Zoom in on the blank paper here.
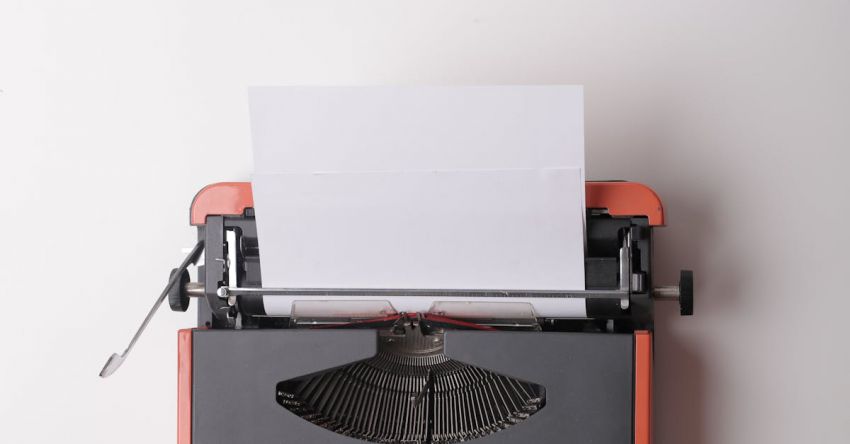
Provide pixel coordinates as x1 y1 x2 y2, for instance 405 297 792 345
249 85 584 174
252 168 585 291
248 85 587 315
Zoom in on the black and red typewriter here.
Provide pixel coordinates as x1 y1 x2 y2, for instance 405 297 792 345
101 180 693 444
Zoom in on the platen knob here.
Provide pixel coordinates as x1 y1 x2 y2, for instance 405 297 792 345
652 269 695 316
679 270 694 316
168 267 191 312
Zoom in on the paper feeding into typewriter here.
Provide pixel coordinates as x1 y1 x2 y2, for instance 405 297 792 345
249 85 586 318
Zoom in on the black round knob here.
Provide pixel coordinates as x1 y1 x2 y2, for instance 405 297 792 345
679 270 694 316
168 268 191 312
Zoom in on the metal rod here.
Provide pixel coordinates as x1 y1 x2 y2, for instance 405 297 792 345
184 282 205 298
217 286 628 299
652 286 680 301
99 240 205 378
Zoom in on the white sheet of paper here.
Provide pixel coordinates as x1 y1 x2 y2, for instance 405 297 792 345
252 167 584 284
249 85 587 317
249 85 584 174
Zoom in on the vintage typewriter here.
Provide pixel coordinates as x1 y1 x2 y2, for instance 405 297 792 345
101 180 693 444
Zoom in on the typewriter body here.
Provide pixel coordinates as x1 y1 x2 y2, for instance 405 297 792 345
103 180 692 444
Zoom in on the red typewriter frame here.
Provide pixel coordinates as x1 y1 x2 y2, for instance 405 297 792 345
179 180 663 444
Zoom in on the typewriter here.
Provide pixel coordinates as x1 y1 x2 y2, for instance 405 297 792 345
102 180 693 444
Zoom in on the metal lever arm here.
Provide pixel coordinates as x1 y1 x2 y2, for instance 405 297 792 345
99 240 205 378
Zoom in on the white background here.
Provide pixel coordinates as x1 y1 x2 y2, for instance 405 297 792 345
1 1 848 443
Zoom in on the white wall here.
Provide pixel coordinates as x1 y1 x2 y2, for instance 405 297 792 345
1 1 848 443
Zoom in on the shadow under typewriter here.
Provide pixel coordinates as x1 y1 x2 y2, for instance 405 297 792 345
275 324 546 444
